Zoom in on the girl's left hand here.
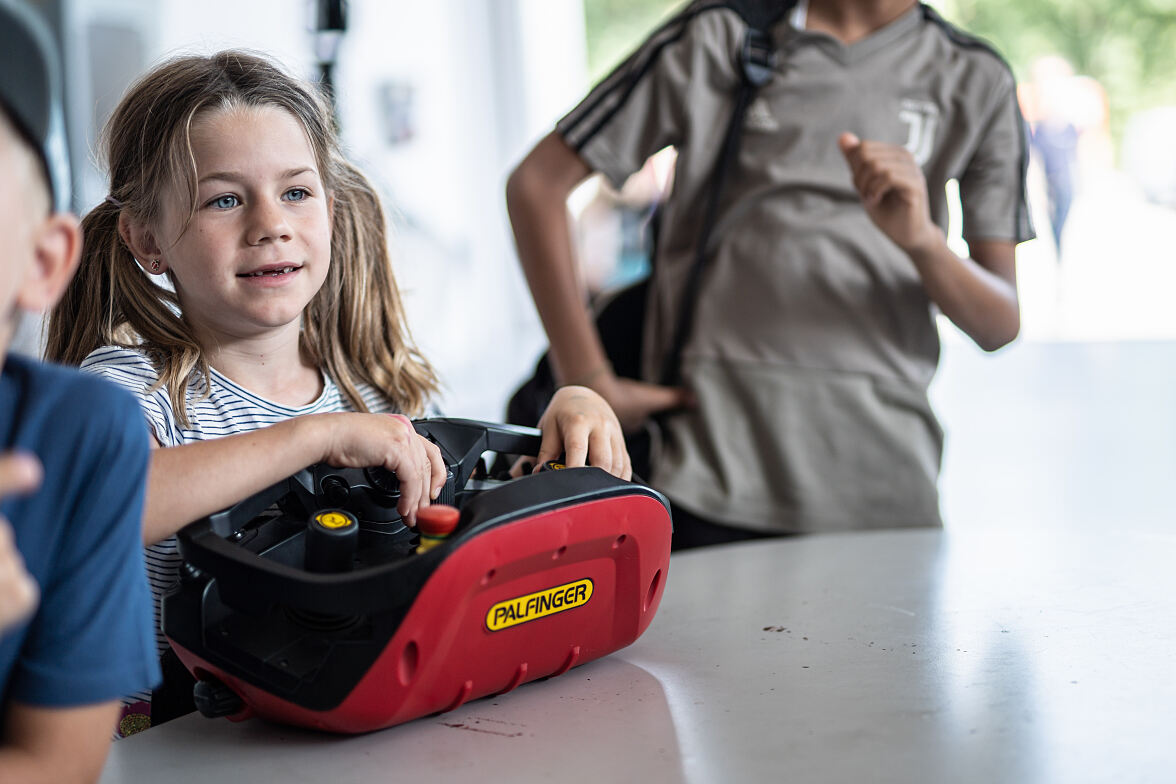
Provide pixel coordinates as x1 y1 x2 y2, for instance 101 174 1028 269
532 385 631 480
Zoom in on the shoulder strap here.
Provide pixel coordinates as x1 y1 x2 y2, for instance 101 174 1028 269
658 0 796 385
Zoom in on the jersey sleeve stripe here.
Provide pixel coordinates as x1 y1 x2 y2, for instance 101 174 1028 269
560 2 731 151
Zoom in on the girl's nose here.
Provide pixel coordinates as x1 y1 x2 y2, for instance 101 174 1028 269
246 199 292 245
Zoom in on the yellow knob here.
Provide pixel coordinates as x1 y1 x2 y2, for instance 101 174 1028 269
315 511 354 530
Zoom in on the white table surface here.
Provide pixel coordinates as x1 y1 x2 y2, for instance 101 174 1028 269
99 528 1176 784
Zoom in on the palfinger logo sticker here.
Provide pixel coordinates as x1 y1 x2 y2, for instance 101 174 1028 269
486 579 594 631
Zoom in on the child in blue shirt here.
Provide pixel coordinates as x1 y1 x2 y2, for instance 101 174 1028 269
0 0 160 775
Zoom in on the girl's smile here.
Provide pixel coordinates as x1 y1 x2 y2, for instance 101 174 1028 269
238 263 303 284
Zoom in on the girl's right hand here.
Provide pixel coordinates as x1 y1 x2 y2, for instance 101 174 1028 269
318 413 447 526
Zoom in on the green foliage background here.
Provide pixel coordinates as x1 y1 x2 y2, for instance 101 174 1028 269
582 0 1176 146
582 0 683 83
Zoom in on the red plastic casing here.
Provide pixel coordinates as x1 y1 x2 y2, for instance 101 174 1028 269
169 492 671 733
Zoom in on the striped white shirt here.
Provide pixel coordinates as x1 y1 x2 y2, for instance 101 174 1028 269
81 345 397 719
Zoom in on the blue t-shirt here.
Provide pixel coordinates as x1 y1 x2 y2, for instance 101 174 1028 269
0 354 160 707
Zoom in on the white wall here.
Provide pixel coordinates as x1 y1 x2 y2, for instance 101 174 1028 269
332 0 587 418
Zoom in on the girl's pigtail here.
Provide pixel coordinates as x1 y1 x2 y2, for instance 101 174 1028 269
45 199 206 428
304 158 439 417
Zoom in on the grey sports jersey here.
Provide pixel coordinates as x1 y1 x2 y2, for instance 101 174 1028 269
558 2 1033 533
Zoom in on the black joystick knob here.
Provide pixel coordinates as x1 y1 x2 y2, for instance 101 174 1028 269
193 677 244 718
321 475 351 507
304 508 359 573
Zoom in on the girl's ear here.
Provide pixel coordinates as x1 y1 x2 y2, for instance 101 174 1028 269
118 211 169 275
15 212 82 313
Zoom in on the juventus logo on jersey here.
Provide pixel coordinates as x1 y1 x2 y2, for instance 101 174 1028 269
899 98 940 165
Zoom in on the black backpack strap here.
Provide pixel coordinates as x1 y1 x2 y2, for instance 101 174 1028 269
658 0 795 386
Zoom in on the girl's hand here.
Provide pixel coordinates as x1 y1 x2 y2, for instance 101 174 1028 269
319 413 447 526
534 386 631 480
0 453 43 631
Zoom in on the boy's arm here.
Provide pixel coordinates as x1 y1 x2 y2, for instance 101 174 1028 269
907 237 1019 351
506 133 605 386
506 132 689 431
837 132 1020 351
142 413 446 545
0 701 120 784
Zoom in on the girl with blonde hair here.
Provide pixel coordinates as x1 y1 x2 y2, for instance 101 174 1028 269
47 50 628 734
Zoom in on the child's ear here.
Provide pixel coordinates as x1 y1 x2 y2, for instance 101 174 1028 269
15 212 82 312
118 212 168 275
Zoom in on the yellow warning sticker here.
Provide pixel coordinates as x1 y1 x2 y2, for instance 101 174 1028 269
486 579 594 631
315 511 353 529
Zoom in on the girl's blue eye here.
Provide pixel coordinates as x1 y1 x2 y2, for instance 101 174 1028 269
285 188 308 202
211 195 239 209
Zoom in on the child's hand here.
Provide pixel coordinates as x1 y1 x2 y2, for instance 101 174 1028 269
534 386 631 480
837 132 943 256
0 453 43 631
595 374 692 434
319 413 447 526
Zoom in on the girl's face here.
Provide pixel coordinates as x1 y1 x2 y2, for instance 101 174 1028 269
153 105 332 344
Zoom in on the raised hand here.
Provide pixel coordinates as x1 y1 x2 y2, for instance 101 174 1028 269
837 132 944 255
